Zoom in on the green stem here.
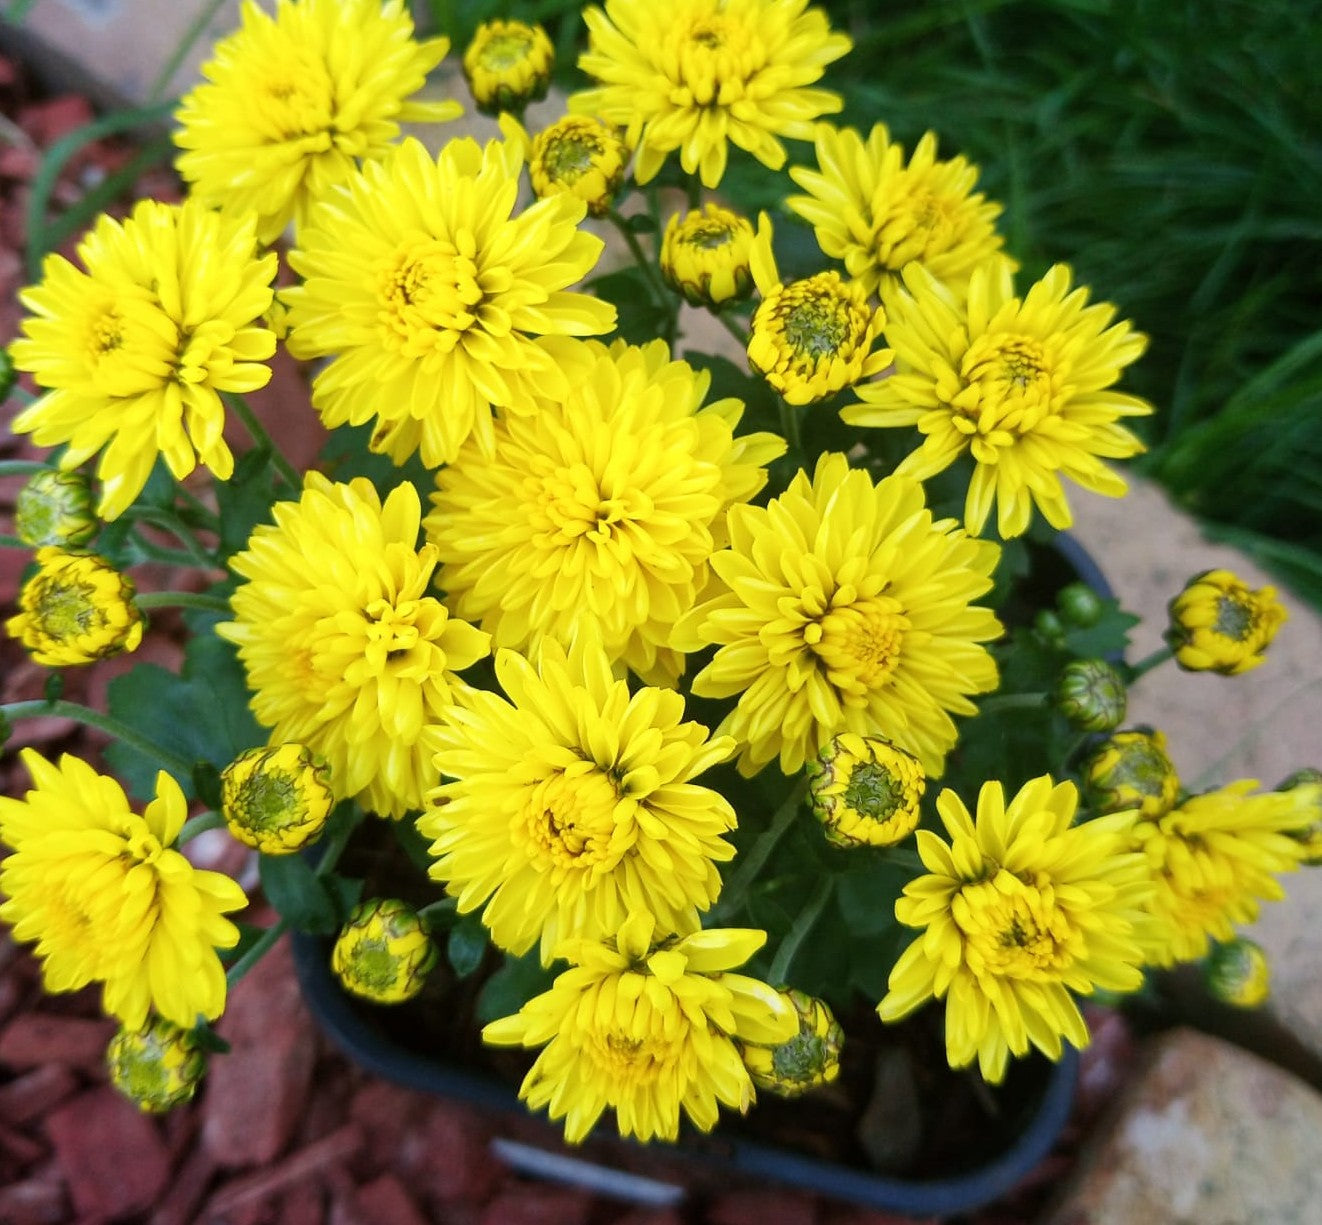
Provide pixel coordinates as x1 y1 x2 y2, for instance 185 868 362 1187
685 176 702 211
1127 646 1174 681
1 699 195 778
0 460 50 478
136 591 231 616
977 692 1048 715
883 847 925 874
172 483 221 531
129 508 217 569
146 0 230 104
713 779 809 921
606 208 671 305
767 876 833 986
225 918 290 989
417 897 458 924
1 533 29 550
128 531 208 570
777 396 803 456
223 393 301 491
179 811 225 845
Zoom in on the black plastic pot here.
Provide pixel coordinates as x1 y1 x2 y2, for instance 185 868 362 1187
292 929 1078 1217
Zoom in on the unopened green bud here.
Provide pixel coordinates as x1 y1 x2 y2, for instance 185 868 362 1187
1276 769 1322 865
15 469 98 548
107 1017 206 1112
806 732 925 848
741 989 843 1098
332 898 437 1004
1034 609 1065 645
1204 938 1270 1009
1056 582 1105 628
1084 727 1180 819
1054 659 1127 732
221 743 334 854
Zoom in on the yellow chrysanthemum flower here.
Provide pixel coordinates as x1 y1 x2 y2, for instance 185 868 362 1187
483 912 797 1143
174 0 460 244
1166 569 1288 676
787 123 1006 299
747 213 891 406
9 199 276 520
0 750 247 1031
7 547 143 667
570 0 851 189
1135 779 1312 967
844 257 1153 538
423 338 785 685
422 636 739 963
661 204 757 308
218 475 491 819
879 775 1150 1083
527 114 630 218
463 19 555 116
674 452 1002 777
283 135 616 468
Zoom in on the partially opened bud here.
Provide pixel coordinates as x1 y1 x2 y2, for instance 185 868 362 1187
741 989 843 1097
463 19 554 116
1167 569 1286 675
1084 728 1180 819
107 1017 207 1113
528 115 629 217
807 732 925 848
221 743 334 854
6 547 143 666
1277 769 1322 865
661 204 757 308
1054 659 1127 732
15 469 98 548
1204 938 1270 1009
332 898 437 1004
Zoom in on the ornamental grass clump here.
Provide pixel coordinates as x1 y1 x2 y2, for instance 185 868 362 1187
2 0 1321 1161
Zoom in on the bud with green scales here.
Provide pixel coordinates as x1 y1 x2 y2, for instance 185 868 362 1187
806 732 926 848
661 204 757 309
221 743 334 854
1054 659 1127 733
462 19 553 116
332 898 437 1004
106 1017 207 1112
1166 569 1287 676
1083 727 1180 819
1204 938 1270 1009
740 989 843 1098
528 115 629 218
15 469 97 548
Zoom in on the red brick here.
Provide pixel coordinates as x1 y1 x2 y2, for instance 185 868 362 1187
0 1012 115 1072
44 1086 170 1220
353 1175 428 1225
478 1183 594 1225
202 936 319 1167
0 1064 79 1125
708 1189 819 1225
202 1125 363 1221
278 1180 326 1225
0 1121 47 1165
349 1079 424 1170
405 1099 502 1203
17 95 94 147
0 1176 67 1225
149 1146 218 1225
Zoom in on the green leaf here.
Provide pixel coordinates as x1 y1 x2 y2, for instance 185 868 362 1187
475 949 557 1025
587 267 671 347
625 211 659 234
1063 599 1141 661
446 913 490 979
834 857 910 938
214 446 280 558
324 874 365 925
259 854 339 934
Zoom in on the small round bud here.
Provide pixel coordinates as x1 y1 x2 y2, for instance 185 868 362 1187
1166 569 1287 676
107 1017 207 1113
221 743 334 854
1056 581 1105 628
1054 659 1127 733
1276 769 1322 865
462 19 554 116
1084 728 1180 819
528 115 629 218
0 346 16 401
5 547 143 666
661 204 757 309
1204 938 1270 1009
15 469 98 548
806 733 925 848
332 898 437 1004
741 989 843 1098
1033 609 1065 645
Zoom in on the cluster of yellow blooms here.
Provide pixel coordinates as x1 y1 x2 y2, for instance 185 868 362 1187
0 0 1318 1149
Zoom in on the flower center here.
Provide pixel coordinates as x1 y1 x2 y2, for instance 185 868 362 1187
362 597 423 665
809 595 911 694
522 769 629 872
955 870 1078 980
378 239 484 350
666 9 764 105
1213 593 1255 641
954 334 1060 454
542 130 601 182
33 576 99 639
536 463 645 550
476 30 537 71
252 49 335 142
843 761 905 819
586 1021 682 1086
684 218 739 250
874 189 958 270
124 826 165 865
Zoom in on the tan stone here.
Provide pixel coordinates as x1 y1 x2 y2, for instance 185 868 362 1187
1041 1028 1322 1225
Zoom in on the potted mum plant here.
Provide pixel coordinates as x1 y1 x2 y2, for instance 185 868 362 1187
2 0 1319 1215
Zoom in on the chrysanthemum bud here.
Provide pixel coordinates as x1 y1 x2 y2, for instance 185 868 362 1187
528 115 629 218
661 204 757 308
6 547 143 666
462 19 554 116
15 469 98 548
1204 938 1270 1009
807 733 925 848
106 1017 207 1113
1166 569 1287 676
1056 581 1105 628
1084 728 1180 819
1054 659 1127 732
221 743 334 854
332 898 437 1004
741 989 843 1097
1277 769 1322 865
